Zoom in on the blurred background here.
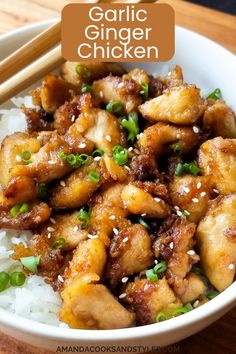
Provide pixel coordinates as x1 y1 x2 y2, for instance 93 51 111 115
191 0 236 15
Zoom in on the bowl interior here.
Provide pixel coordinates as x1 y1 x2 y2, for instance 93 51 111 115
0 20 235 343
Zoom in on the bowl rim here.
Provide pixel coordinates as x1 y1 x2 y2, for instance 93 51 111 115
0 19 235 342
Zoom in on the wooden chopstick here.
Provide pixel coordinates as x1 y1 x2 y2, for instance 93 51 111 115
0 45 63 105
0 22 61 83
0 0 157 105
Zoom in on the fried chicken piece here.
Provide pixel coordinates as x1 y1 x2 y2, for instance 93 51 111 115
0 132 41 186
40 211 88 251
198 137 236 194
162 65 183 88
54 93 99 135
50 161 103 209
121 184 171 218
93 75 142 114
153 217 198 296
11 131 72 183
35 75 76 114
75 108 123 154
125 277 181 325
102 155 129 182
138 122 199 156
0 176 37 211
180 273 207 304
139 85 206 125
169 175 212 223
203 100 236 138
22 107 54 133
61 62 125 87
106 222 153 285
60 273 135 329
0 202 51 229
196 194 236 291
64 238 107 285
89 183 129 245
130 152 159 181
123 68 150 86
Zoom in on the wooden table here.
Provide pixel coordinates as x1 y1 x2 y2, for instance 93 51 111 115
0 0 235 353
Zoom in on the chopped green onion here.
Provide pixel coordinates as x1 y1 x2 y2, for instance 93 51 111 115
10 203 30 218
37 184 50 201
75 64 91 78
156 311 169 322
112 145 128 165
154 262 167 274
120 112 139 142
77 208 90 228
191 266 204 276
87 171 100 183
92 149 104 158
10 204 21 218
106 100 122 114
175 162 200 177
171 143 182 154
52 237 66 249
146 269 158 281
206 290 219 300
182 210 190 219
19 203 29 214
141 83 149 100
21 150 32 164
81 83 93 93
172 303 193 317
207 88 222 100
136 216 151 231
0 272 10 292
20 255 41 274
10 272 26 287
59 152 90 169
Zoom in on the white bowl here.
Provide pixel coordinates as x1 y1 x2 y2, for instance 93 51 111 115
0 20 236 352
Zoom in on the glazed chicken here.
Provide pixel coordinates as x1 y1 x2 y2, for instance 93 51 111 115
1 61 235 330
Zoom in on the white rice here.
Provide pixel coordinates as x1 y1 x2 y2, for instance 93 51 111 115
0 97 64 326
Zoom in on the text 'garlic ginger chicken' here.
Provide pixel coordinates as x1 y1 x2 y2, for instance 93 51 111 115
0 62 235 330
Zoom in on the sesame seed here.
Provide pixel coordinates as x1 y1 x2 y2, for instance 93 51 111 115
141 213 147 217
78 143 86 148
154 197 161 202
169 242 174 249
140 90 144 94
48 160 56 165
105 135 111 142
88 234 98 239
128 147 133 152
228 264 234 270
183 210 190 216
121 277 129 283
94 156 101 161
176 134 181 139
176 210 182 217
123 237 129 243
109 215 116 220
117 82 125 89
47 227 55 232
139 133 144 138
74 226 79 232
213 188 219 194
187 250 195 256
71 115 76 122
50 218 56 224
58 275 64 283
193 126 200 133
47 233 51 239
99 91 104 98
200 192 206 197
15 155 21 162
154 259 158 264
192 198 199 203
183 187 190 193
174 206 180 211
60 181 66 187
113 228 119 235
197 182 202 189
119 293 127 299
124 166 130 171
193 300 199 308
